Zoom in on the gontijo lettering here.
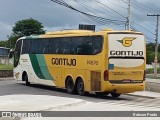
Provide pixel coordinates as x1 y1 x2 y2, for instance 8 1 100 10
110 50 143 57
51 58 76 66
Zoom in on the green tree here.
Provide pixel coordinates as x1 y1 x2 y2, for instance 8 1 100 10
146 51 154 64
6 18 45 48
146 42 160 53
0 40 7 47
146 43 160 64
6 35 19 48
146 43 155 51
12 18 45 37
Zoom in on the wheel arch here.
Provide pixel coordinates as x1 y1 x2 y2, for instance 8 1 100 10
22 71 28 81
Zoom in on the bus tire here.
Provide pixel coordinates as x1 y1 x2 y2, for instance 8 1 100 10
24 74 30 86
76 78 85 96
111 93 121 98
65 77 76 94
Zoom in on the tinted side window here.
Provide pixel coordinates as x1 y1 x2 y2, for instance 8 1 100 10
71 37 83 54
14 39 22 67
22 40 30 54
92 36 103 55
49 38 59 54
83 37 93 55
59 38 71 54
15 39 22 54
70 36 103 55
37 39 50 54
21 36 103 55
29 39 39 54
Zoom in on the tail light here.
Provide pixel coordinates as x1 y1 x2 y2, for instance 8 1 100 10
143 70 146 81
104 70 109 81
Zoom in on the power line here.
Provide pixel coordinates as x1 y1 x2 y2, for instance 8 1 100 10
120 0 157 35
132 12 155 30
131 1 153 15
93 0 127 19
50 0 126 26
50 0 157 40
90 0 124 19
77 11 95 25
73 0 126 26
121 0 128 4
133 22 155 35
132 0 160 13
107 0 127 10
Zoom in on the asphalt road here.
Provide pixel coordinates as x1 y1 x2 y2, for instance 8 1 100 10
1 80 160 120
0 79 160 111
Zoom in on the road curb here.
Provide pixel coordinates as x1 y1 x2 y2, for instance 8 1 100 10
0 77 14 81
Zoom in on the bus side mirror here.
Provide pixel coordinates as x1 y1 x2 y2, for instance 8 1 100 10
8 49 14 58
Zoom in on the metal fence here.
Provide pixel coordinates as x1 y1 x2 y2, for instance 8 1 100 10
0 57 13 65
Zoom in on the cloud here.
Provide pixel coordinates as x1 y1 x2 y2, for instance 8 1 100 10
0 0 160 42
0 21 12 40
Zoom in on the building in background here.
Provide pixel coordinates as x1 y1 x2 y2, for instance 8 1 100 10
0 47 10 57
0 47 11 64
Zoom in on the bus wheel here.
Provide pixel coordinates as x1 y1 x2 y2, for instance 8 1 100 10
111 93 121 98
66 77 76 94
76 78 85 96
24 74 30 86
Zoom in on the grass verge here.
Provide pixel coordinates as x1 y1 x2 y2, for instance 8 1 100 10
0 64 13 70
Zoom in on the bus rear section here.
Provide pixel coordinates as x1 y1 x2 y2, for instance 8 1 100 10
105 32 145 95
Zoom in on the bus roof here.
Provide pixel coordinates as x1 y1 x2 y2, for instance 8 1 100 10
45 29 143 36
46 30 94 35
18 29 143 40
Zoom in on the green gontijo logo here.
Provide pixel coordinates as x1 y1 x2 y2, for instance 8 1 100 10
118 37 136 47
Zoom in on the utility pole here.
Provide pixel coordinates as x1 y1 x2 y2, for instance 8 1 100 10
147 14 160 78
127 0 131 30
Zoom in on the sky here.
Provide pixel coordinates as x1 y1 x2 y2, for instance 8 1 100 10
0 0 160 42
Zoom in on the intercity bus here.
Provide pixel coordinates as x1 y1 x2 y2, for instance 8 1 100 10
10 29 146 97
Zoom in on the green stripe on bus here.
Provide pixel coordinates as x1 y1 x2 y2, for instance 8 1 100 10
36 54 53 80
25 36 39 39
29 54 45 79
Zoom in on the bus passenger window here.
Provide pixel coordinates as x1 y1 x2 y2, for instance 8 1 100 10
76 48 83 54
56 48 59 54
59 38 70 54
14 39 22 67
22 40 30 54
93 49 100 54
49 38 59 54
63 49 70 54
92 36 103 55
